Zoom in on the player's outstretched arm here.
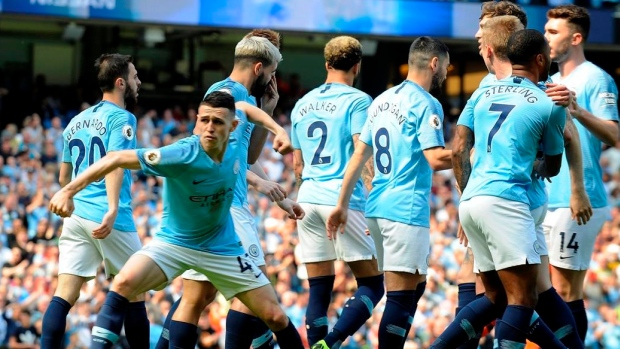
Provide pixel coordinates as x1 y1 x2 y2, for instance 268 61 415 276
236 101 292 155
563 112 593 225
247 166 286 202
50 150 141 218
451 126 474 191
327 142 372 238
569 99 619 146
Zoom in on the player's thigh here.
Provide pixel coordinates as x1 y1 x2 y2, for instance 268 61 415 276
546 207 610 271
297 203 337 263
193 252 270 301
235 284 284 327
231 205 265 267
371 218 430 276
75 220 143 279
130 239 200 293
314 206 376 263
531 204 549 257
366 218 385 272
58 215 103 278
476 196 540 271
459 199 495 274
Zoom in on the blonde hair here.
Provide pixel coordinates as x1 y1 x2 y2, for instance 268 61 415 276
234 36 282 68
324 36 362 71
481 15 524 61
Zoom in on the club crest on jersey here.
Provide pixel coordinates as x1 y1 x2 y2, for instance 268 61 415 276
248 244 260 257
122 125 134 141
233 159 241 174
429 114 442 130
144 149 161 165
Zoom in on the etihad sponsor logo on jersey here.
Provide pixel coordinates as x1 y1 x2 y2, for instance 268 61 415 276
599 92 617 106
190 187 234 207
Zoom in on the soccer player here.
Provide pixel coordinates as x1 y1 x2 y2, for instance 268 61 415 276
48 91 304 349
544 5 619 340
290 36 383 349
40 54 148 349
327 36 452 349
157 33 303 349
438 16 586 349
442 29 566 349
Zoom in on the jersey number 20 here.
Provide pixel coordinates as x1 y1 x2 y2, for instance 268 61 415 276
69 137 106 180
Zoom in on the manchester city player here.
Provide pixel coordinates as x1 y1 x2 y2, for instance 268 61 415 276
41 54 148 349
544 5 619 341
447 30 566 349
327 37 452 349
49 91 304 349
291 36 383 349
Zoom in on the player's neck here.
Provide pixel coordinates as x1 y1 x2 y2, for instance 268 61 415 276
101 92 125 109
510 66 537 85
558 49 586 78
492 60 512 80
201 140 225 164
228 69 254 94
325 71 353 86
406 71 431 92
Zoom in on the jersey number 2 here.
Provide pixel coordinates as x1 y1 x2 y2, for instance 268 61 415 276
69 137 106 179
308 121 331 165
487 103 515 152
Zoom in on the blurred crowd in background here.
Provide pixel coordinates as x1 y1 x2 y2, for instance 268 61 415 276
1 74 619 349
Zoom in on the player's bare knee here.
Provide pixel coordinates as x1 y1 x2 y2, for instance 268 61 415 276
110 273 136 299
260 306 289 332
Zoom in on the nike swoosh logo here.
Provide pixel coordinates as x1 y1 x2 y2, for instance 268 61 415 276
559 256 573 259
193 179 208 185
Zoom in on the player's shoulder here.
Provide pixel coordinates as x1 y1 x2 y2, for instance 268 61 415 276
478 73 496 88
582 62 617 87
207 79 249 100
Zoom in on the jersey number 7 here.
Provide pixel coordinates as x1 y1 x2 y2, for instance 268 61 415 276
487 103 515 152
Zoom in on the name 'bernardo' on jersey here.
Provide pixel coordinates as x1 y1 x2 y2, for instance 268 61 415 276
484 84 539 104
369 101 406 125
189 187 234 208
65 118 108 141
297 101 338 117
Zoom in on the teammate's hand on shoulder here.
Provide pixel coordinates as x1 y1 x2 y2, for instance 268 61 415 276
276 198 305 220
92 210 118 239
49 189 75 218
326 206 348 240
261 76 279 115
545 83 572 107
570 189 593 226
273 132 293 155
255 179 286 202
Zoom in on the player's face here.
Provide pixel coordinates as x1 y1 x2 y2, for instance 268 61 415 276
251 62 277 98
123 63 141 110
475 16 490 56
430 54 450 95
196 105 238 153
544 18 573 63
537 45 552 82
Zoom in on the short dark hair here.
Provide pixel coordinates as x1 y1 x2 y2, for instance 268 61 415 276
201 91 236 113
506 29 548 66
244 29 282 49
480 0 527 27
547 5 590 42
94 54 133 93
408 36 449 70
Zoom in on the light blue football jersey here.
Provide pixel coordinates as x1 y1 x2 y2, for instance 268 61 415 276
460 76 566 204
291 83 372 211
136 136 243 255
205 78 257 208
62 101 137 232
548 61 619 209
472 73 551 210
360 80 445 227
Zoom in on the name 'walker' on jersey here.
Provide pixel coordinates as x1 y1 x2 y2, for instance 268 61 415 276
62 100 137 232
360 80 445 228
291 82 372 211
